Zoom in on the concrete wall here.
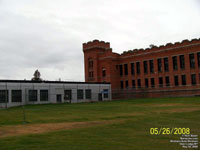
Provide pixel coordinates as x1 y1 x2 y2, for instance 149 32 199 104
0 82 111 108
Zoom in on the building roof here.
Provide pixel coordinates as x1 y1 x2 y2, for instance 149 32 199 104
0 80 110 84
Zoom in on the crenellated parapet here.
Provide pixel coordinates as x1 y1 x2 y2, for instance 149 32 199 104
121 38 200 56
83 39 110 51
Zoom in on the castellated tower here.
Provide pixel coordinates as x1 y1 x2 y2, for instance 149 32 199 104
83 40 120 88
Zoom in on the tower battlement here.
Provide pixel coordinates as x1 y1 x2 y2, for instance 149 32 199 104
120 38 200 56
83 39 110 50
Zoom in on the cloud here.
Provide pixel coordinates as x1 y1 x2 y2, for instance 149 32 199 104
0 0 199 81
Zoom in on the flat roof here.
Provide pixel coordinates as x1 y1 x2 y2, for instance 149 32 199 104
0 80 110 85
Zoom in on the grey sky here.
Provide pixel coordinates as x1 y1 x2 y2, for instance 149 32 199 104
0 0 199 81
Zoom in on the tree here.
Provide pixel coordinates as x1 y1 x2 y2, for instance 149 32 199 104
149 44 156 48
32 69 42 81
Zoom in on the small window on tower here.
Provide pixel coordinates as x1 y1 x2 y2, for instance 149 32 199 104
88 58 93 68
102 68 106 77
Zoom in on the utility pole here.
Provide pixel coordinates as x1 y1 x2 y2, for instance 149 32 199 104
22 82 26 124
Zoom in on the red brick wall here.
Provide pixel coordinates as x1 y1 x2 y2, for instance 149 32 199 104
83 38 200 99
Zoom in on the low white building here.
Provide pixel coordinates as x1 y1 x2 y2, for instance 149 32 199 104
0 80 111 108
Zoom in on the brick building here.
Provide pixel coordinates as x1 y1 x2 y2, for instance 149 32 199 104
83 38 200 99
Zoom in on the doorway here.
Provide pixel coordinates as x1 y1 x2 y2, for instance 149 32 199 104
56 94 62 103
98 93 102 101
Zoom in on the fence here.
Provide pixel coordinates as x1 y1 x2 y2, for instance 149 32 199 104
112 85 200 99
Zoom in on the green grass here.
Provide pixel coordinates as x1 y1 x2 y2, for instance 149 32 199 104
0 97 200 150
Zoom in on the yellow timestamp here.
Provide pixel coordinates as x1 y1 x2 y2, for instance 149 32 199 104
150 128 190 135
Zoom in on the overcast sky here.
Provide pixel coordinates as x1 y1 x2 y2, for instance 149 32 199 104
0 0 199 81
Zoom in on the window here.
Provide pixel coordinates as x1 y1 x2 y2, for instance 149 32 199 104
103 89 109 98
172 56 178 70
120 81 123 89
174 76 179 86
143 61 148 74
132 80 136 89
151 78 155 88
149 60 154 73
189 53 195 68
88 59 93 68
145 78 149 88
120 65 123 76
85 89 91 99
199 73 200 83
136 62 140 74
0 90 8 103
191 74 196 85
29 90 37 102
89 71 93 77
102 68 106 77
131 63 135 75
64 90 72 100
157 58 162 72
124 64 128 75
165 76 170 87
179 55 185 69
197 52 200 67
40 90 48 101
137 79 141 88
164 57 169 71
77 89 84 99
11 90 22 102
181 75 186 86
159 77 163 87
125 80 129 88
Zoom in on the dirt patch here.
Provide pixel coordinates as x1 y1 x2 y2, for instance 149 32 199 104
153 107 200 113
0 120 124 138
135 103 194 107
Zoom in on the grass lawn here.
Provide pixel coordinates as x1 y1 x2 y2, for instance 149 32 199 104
0 97 199 150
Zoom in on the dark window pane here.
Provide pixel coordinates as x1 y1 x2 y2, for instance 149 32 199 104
151 78 155 88
143 61 148 74
85 89 91 99
172 56 178 70
131 63 135 75
132 80 136 88
179 55 185 69
197 52 200 68
137 79 141 88
145 78 149 88
64 90 72 100
159 77 163 87
125 80 129 88
174 76 179 86
40 90 48 101
77 89 84 99
181 75 186 85
0 90 8 103
88 59 93 68
157 58 162 72
120 81 123 89
189 54 195 68
149 60 154 73
102 69 106 77
103 89 109 98
136 62 140 74
29 90 37 102
191 74 196 85
165 76 170 87
124 64 128 75
120 65 123 76
164 57 169 71
12 90 22 102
